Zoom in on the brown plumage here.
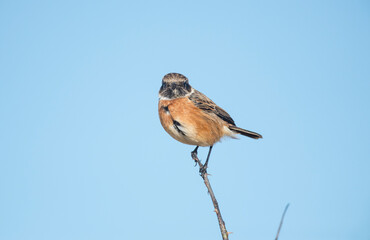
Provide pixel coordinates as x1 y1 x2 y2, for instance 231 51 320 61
158 73 262 171
159 97 227 146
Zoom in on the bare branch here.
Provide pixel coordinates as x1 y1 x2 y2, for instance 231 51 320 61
191 150 289 240
275 203 290 240
191 151 229 240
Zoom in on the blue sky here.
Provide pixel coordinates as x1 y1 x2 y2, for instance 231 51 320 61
0 1 369 240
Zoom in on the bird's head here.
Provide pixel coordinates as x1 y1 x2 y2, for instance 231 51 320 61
159 73 192 100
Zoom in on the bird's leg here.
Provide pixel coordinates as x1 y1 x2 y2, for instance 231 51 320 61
200 145 213 175
191 146 200 166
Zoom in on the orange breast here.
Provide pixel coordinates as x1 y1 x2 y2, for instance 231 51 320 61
158 97 227 146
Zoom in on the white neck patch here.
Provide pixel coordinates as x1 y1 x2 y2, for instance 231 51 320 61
159 88 194 100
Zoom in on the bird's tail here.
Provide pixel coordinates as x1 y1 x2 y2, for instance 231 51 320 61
229 125 262 139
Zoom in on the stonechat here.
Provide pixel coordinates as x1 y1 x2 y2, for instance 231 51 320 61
158 73 262 172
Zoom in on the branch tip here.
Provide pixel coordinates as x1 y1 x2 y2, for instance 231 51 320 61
275 203 290 240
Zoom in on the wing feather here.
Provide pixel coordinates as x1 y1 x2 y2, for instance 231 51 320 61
188 89 235 125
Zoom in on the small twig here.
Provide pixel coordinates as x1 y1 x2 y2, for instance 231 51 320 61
191 151 229 240
275 203 290 240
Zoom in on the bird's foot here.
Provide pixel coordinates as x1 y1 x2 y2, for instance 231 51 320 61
191 149 199 166
199 164 208 177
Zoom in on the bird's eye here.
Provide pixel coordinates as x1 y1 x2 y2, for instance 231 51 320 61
160 82 168 92
184 82 191 91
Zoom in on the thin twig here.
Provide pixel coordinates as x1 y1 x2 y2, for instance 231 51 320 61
275 203 290 240
191 151 229 240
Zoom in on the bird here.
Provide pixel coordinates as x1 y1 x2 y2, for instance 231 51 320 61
158 73 262 173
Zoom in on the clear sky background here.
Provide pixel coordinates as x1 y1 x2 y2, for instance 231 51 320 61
1 1 369 240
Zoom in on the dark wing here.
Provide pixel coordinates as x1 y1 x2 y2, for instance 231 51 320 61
189 89 236 125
